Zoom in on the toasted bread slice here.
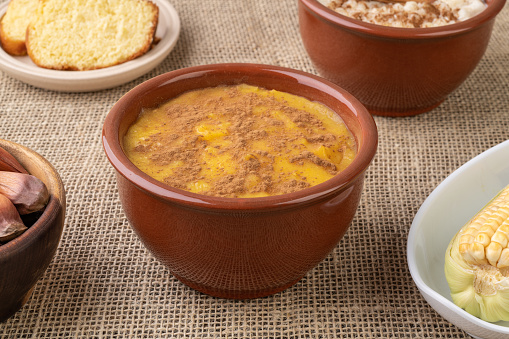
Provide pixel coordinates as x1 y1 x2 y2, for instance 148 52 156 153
26 0 159 71
0 0 39 56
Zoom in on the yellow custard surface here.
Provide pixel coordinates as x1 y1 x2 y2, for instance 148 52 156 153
123 84 357 198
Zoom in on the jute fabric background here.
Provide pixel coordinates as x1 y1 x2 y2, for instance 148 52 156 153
1 0 508 337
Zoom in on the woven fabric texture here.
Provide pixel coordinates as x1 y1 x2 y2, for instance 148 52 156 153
1 0 509 337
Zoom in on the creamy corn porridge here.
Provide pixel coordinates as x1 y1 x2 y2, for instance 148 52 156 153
123 84 357 198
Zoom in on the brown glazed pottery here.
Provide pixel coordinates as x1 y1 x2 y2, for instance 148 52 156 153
102 63 378 299
0 139 66 322
299 0 506 117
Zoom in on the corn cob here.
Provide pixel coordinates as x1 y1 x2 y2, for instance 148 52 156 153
444 183 509 323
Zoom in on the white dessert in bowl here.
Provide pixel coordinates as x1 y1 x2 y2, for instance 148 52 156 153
319 0 486 27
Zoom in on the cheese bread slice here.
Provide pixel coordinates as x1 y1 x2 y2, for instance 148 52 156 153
26 0 159 71
0 0 39 56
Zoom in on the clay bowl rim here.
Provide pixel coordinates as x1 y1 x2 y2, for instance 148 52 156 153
102 63 378 211
300 0 507 39
0 139 65 258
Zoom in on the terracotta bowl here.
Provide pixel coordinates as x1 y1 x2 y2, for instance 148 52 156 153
102 63 378 299
0 139 66 322
298 0 507 117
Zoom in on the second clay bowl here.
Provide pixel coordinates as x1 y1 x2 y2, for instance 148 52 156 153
298 0 507 117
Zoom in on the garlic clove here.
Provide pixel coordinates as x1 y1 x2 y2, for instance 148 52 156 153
0 146 28 174
0 193 27 242
0 171 49 215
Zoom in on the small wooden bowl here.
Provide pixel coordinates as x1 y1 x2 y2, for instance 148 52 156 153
0 139 66 322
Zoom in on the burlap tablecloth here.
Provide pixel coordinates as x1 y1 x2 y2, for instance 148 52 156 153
1 0 508 337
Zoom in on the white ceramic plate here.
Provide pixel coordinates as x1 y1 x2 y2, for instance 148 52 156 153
407 140 509 339
0 0 180 92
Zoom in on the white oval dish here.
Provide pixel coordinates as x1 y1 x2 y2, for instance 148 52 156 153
408 140 509 339
0 0 180 92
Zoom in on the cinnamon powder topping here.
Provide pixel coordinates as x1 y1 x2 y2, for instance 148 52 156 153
123 84 357 198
